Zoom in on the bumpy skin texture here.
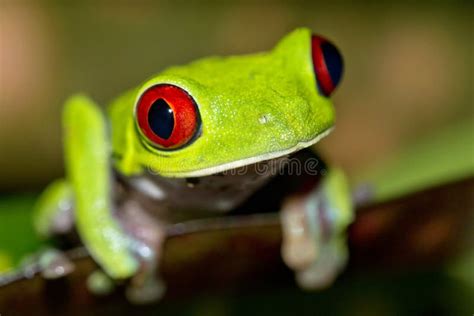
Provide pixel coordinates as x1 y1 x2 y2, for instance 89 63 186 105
109 28 335 177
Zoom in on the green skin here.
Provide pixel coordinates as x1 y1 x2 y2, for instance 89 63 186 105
32 28 352 288
111 28 334 176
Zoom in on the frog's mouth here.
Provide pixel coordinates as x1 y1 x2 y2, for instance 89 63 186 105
133 154 291 214
174 127 333 178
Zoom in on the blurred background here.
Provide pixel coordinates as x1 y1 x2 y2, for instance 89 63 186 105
0 0 472 191
0 1 473 315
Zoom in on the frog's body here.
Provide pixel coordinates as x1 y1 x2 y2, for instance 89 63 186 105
33 28 353 302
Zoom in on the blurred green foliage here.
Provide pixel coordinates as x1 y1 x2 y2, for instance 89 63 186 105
0 193 43 270
357 118 474 201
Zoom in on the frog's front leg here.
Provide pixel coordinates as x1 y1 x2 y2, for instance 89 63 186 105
281 168 353 289
63 94 139 280
83 196 167 303
64 95 168 303
116 199 167 303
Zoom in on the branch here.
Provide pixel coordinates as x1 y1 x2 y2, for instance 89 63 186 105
1 176 473 314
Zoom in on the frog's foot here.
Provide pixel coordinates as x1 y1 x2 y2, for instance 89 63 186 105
125 266 166 304
280 192 348 290
87 270 116 296
38 248 75 279
118 201 167 304
294 240 347 289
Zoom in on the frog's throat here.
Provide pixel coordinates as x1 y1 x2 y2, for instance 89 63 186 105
166 127 334 178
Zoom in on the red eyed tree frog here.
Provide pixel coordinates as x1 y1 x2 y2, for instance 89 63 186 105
33 28 353 303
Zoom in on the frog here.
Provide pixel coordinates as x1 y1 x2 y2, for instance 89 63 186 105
33 27 353 303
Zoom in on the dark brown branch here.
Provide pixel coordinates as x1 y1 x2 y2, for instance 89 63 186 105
1 176 473 314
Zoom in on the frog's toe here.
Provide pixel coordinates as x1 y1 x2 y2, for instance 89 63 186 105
117 200 168 303
280 184 350 290
38 248 75 279
125 277 166 304
280 197 319 270
123 243 167 304
295 242 347 290
87 270 115 296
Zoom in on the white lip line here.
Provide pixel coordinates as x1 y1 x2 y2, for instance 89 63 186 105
155 127 333 177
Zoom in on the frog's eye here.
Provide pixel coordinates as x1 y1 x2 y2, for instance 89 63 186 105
311 35 344 97
135 84 200 150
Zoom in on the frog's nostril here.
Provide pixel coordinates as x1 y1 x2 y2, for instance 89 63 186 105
259 115 269 124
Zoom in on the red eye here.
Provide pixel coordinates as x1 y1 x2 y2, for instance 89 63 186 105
135 84 200 149
311 35 344 97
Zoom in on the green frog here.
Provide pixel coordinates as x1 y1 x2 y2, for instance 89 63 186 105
33 28 353 303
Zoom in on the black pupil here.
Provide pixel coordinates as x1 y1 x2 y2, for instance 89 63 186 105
321 41 343 87
148 98 174 139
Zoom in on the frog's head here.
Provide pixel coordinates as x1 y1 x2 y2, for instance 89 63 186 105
120 28 343 177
